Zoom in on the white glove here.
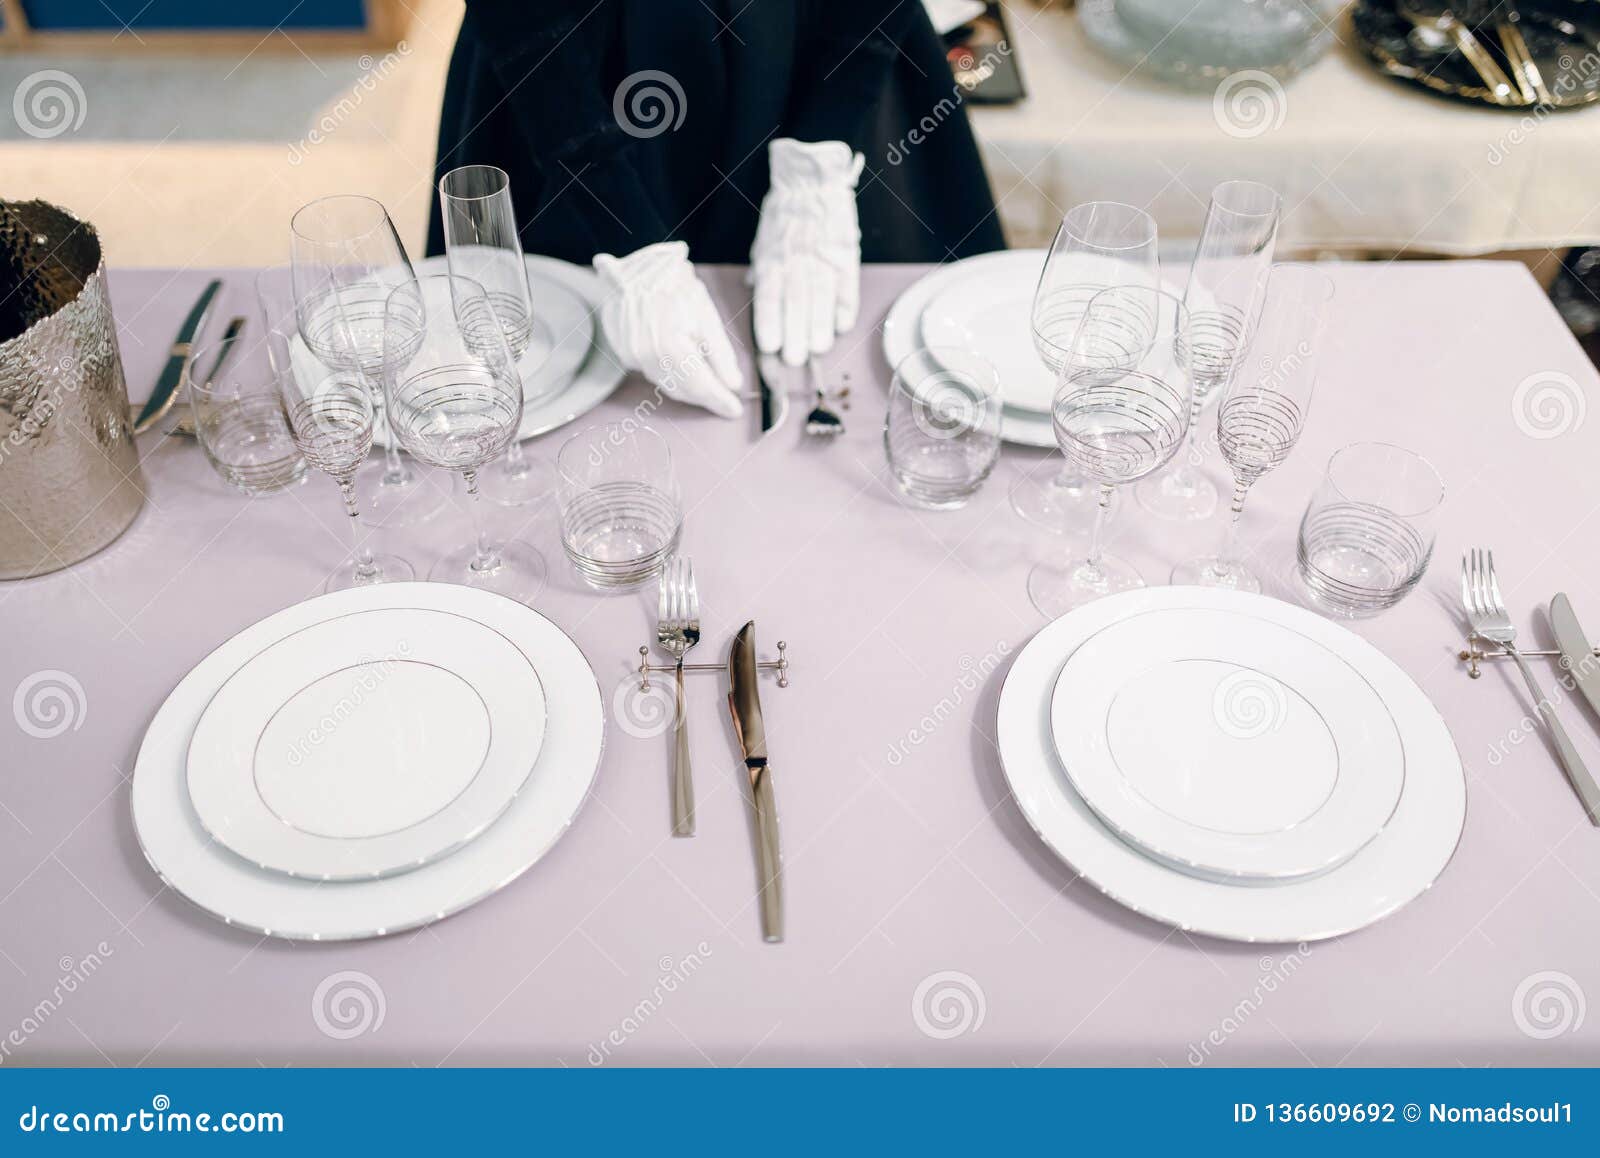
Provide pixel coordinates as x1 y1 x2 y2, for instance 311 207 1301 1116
750 138 865 367
593 241 744 419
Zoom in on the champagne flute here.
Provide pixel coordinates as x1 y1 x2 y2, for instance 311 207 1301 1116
1172 265 1334 592
1026 286 1193 617
1137 180 1280 520
1011 202 1159 533
439 164 553 507
260 266 412 590
290 194 445 529
384 274 547 602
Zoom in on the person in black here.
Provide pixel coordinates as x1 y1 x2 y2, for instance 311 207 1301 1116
429 0 1004 415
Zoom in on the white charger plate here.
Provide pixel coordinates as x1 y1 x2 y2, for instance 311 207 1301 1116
998 587 1464 943
1050 606 1405 883
371 254 622 447
133 583 603 941
186 607 547 882
920 261 1055 413
883 250 1057 448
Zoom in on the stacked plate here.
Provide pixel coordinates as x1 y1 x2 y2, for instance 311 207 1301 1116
369 255 625 448
998 587 1465 942
131 582 604 940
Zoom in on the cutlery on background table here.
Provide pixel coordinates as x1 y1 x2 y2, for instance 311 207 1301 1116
162 316 247 438
132 278 222 434
1497 6 1550 105
1399 1 1518 104
657 554 700 837
1463 549 1600 826
727 620 783 942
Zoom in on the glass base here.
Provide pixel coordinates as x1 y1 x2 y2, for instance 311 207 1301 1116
1009 466 1115 533
477 447 553 508
1027 553 1144 619
324 553 414 593
1170 555 1261 593
1135 465 1218 521
430 539 547 605
354 454 448 529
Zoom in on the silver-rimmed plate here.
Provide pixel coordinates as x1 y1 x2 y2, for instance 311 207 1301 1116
186 606 547 882
133 582 603 941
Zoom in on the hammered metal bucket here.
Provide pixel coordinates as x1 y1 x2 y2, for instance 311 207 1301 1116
0 201 146 579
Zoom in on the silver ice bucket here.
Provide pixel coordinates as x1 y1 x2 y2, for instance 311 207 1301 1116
0 201 145 579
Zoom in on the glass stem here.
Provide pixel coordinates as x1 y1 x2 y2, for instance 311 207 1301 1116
368 373 410 487
1083 484 1114 578
503 438 528 477
1180 394 1206 475
462 469 502 573
1214 478 1252 577
339 478 380 582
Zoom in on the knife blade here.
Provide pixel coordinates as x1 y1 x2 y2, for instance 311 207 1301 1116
1546 593 1600 826
727 620 783 942
751 309 788 436
132 278 222 434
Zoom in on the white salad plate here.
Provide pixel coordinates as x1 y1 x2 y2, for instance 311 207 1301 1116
998 587 1464 943
371 254 623 447
1049 606 1405 884
186 606 547 882
883 250 1057 448
133 582 604 941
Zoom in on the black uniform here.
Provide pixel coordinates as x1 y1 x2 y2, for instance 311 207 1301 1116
428 0 1005 264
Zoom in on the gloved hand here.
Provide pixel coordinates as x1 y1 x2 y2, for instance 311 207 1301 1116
593 241 744 418
750 138 865 367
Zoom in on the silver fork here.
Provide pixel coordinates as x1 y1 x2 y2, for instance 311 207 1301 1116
657 554 700 836
1463 548 1600 825
803 358 845 438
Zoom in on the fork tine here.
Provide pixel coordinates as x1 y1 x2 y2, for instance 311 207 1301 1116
1487 549 1506 613
1460 553 1472 619
669 555 683 630
686 558 699 622
658 555 671 626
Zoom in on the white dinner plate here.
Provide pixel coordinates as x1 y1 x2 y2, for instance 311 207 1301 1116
372 254 623 447
883 250 1057 448
920 260 1055 413
186 607 547 882
998 587 1464 943
1050 607 1405 883
132 583 604 941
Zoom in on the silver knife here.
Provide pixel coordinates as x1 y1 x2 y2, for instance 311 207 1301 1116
132 278 222 434
727 620 783 942
751 308 790 436
1547 593 1600 826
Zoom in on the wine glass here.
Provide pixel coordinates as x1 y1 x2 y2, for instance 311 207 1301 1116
1137 180 1280 521
264 313 411 593
1173 265 1333 592
1011 202 1159 533
383 274 547 602
1026 286 1193 617
290 194 446 529
439 164 553 508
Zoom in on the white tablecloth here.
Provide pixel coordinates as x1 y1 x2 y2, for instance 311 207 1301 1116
973 5 1600 253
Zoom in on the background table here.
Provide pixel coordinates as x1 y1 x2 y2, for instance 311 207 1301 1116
979 6 1600 253
2 261 1599 1065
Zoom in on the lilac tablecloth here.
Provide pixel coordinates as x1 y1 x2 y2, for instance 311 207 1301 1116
2 262 1599 1066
